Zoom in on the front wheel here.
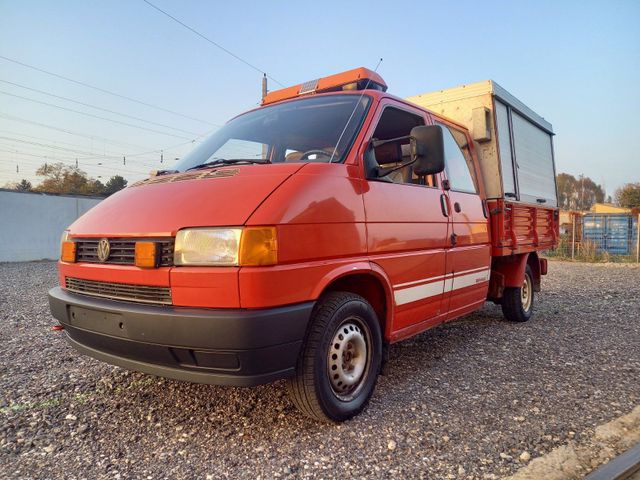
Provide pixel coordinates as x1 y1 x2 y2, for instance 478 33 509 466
286 292 382 422
501 265 534 322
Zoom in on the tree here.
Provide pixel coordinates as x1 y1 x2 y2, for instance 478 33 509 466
35 162 105 195
614 182 640 209
103 175 128 196
3 179 33 191
556 172 605 210
15 179 32 191
556 173 576 209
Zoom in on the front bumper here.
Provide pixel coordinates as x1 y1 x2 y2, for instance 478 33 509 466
48 287 314 386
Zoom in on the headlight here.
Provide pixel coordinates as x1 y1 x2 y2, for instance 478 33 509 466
174 227 277 266
60 230 76 263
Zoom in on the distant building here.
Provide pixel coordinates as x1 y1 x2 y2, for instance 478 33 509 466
590 203 633 214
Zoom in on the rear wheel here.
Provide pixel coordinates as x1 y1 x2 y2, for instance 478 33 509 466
286 292 382 422
501 265 534 322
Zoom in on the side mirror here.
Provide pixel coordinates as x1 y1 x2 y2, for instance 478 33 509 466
411 125 445 176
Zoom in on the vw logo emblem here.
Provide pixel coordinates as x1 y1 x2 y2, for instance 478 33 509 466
97 238 111 262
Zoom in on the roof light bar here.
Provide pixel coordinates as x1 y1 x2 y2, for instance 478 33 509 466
262 67 387 105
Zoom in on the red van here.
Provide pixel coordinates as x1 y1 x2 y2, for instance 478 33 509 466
49 68 558 422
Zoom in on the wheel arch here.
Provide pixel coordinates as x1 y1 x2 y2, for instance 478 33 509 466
312 262 393 340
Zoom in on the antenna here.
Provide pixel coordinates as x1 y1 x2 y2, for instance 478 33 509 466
262 73 268 100
328 58 383 163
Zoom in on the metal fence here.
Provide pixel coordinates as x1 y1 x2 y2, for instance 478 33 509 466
0 189 102 262
547 212 640 262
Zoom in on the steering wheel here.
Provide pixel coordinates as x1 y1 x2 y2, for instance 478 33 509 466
299 149 335 162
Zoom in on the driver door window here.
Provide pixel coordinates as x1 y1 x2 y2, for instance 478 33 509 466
370 107 436 187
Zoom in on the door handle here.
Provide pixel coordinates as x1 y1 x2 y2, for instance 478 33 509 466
454 202 461 213
450 233 458 246
440 194 449 217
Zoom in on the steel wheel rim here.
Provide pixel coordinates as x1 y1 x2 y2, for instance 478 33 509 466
327 317 372 401
521 272 533 312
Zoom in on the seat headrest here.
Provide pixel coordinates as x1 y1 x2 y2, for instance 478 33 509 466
374 142 402 165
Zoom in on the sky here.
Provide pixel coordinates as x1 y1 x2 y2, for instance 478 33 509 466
0 0 638 197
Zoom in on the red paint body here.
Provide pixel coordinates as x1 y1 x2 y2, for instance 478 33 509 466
59 86 558 344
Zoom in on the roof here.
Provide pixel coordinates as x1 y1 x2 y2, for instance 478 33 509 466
590 203 633 214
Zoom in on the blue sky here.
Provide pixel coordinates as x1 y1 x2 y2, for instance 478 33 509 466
0 0 638 197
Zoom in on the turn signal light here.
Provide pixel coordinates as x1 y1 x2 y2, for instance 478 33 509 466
239 227 278 266
135 242 158 268
61 241 76 263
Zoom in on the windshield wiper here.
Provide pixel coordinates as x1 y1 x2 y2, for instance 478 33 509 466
186 158 270 171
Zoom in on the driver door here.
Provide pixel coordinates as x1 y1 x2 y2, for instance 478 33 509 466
363 103 450 336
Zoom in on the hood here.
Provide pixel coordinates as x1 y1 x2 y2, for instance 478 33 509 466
69 164 304 237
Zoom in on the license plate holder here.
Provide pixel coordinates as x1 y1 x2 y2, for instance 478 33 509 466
68 306 125 336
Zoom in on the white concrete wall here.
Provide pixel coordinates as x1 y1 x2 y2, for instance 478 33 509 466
0 190 102 262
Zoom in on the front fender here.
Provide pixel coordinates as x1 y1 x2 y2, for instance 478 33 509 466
310 261 394 337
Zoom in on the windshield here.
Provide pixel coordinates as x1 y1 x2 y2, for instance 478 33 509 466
174 94 371 171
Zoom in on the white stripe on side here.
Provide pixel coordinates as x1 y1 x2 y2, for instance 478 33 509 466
394 279 445 306
452 268 490 291
393 268 490 306
393 266 488 289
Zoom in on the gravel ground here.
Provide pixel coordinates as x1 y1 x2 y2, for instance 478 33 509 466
1 260 639 479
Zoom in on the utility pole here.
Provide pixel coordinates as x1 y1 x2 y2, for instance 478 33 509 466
636 213 639 263
571 213 576 260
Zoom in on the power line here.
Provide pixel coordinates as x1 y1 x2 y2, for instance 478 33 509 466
0 128 154 159
0 146 151 170
0 151 150 175
0 128 112 152
141 0 285 87
0 54 216 126
0 158 150 179
0 90 194 140
0 78 210 136
0 136 157 167
0 112 153 151
0 112 212 160
0 136 117 158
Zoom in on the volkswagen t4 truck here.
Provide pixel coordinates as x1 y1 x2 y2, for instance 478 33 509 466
49 68 559 422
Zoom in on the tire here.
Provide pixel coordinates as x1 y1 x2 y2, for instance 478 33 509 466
286 291 382 422
501 264 534 322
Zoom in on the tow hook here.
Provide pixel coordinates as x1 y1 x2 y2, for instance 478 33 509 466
52 325 65 331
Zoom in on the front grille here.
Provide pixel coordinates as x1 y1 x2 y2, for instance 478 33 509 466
65 277 172 305
75 238 174 266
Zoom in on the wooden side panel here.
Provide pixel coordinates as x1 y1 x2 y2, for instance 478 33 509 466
489 199 558 256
